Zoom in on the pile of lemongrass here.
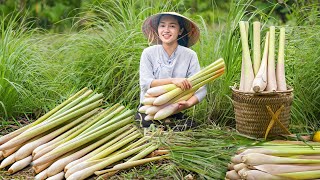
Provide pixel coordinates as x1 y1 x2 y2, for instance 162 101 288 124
226 140 320 180
239 21 287 93
0 87 167 180
138 58 225 120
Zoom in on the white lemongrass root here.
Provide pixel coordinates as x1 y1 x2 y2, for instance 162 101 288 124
154 103 179 120
227 163 235 170
234 163 247 172
254 164 320 175
225 170 241 179
34 169 48 180
138 105 152 113
243 170 284 180
238 167 251 178
33 160 55 174
8 156 32 174
252 32 269 92
47 171 65 180
0 152 16 168
231 154 243 164
242 153 320 166
147 84 177 96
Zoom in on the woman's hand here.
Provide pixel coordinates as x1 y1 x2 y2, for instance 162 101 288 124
171 78 192 90
176 100 192 112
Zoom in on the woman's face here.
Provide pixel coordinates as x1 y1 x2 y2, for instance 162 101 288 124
157 15 182 46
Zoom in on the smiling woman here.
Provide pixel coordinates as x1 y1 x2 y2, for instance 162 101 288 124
136 12 206 130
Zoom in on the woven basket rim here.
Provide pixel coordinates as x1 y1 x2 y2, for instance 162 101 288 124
230 86 293 96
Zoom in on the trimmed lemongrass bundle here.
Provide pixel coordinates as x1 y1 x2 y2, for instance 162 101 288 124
1 87 167 180
139 58 225 120
239 21 287 93
226 140 320 180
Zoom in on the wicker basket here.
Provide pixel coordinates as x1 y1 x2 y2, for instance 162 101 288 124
231 87 294 138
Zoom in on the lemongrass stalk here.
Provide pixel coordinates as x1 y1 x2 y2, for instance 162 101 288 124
266 26 277 91
47 171 64 180
95 155 167 176
0 100 102 151
33 160 55 174
35 107 116 155
108 136 150 157
34 169 48 180
242 153 320 166
48 89 92 120
88 132 141 161
241 147 320 156
147 84 177 96
253 21 261 75
154 103 180 120
154 70 225 120
233 163 247 172
276 27 287 91
145 105 166 115
26 90 95 133
65 143 151 178
243 170 283 180
138 105 152 113
0 152 16 168
153 88 183 106
46 125 133 177
188 58 224 82
33 116 90 160
65 126 139 171
80 104 124 135
15 108 99 161
278 170 320 179
142 97 157 105
75 114 134 143
0 87 88 146
8 156 32 174
85 110 135 134
2 144 23 157
252 32 269 92
263 140 320 146
66 143 150 180
254 164 320 175
225 170 241 179
128 144 159 162
190 62 225 86
33 116 133 166
239 21 254 92
145 115 154 121
169 68 224 104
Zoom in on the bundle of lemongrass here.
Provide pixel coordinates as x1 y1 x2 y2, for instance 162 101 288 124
226 140 320 180
139 58 225 120
239 21 287 93
0 87 167 180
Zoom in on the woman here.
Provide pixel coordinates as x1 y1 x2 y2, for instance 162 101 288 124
138 12 207 130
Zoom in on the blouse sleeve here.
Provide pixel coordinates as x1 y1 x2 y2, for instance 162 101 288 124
187 52 207 102
139 50 154 94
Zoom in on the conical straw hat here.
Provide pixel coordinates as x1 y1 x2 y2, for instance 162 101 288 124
142 12 200 47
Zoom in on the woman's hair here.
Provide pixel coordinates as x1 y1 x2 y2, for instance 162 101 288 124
157 14 189 47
